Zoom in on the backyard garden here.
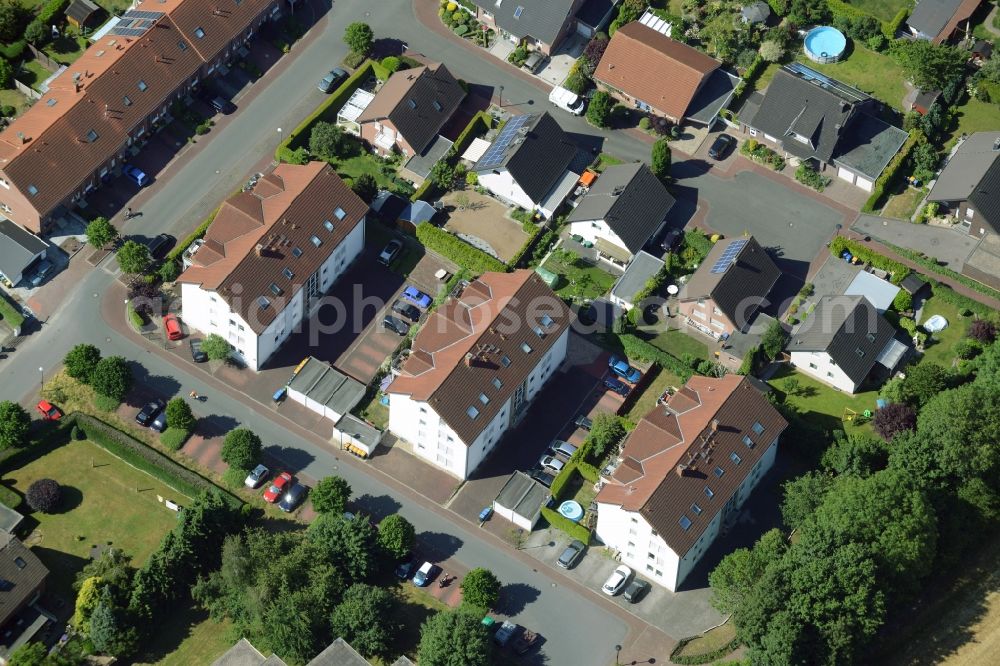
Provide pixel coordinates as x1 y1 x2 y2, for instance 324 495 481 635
539 248 618 302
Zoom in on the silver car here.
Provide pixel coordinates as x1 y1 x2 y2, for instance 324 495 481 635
244 464 269 489
538 454 564 473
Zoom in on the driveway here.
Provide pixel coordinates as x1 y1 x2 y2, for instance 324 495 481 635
853 214 979 270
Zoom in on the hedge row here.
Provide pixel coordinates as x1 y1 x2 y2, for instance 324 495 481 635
884 8 910 39
669 636 742 665
879 240 1000 306
731 55 765 104
509 222 546 268
549 462 576 500
74 414 242 509
38 0 69 24
619 334 694 382
0 287 24 329
829 236 910 284
448 110 492 161
275 60 375 161
415 222 507 274
166 205 221 263
541 506 591 543
929 281 995 319
862 130 923 213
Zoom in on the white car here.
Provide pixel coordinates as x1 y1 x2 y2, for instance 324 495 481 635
602 565 633 596
244 464 269 489
538 455 565 473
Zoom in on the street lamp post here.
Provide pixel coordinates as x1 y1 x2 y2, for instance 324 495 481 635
614 644 622 665
277 127 282 144
497 85 503 109
38 366 44 393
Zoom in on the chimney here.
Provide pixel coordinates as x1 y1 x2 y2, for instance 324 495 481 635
255 244 264 257
710 419 719 432
675 464 686 477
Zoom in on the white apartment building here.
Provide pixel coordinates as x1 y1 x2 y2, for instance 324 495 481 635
387 270 572 479
177 162 367 371
596 375 786 591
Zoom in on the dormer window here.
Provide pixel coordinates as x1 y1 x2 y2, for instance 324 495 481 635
283 268 294 280
257 296 270 309
540 314 554 328
194 27 205 39
479 393 489 405
866 332 876 342
730 452 742 465
492 377 502 389
743 434 754 449
123 95 132 106
270 283 283 297
310 235 322 247
323 220 334 232
500 355 511 367
534 326 544 338
521 342 532 353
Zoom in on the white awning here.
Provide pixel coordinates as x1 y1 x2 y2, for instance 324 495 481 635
461 137 491 163
337 89 375 123
876 338 907 370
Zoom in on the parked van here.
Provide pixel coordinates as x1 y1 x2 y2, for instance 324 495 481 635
549 86 585 115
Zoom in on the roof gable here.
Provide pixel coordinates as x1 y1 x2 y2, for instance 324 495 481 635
471 0 579 45
680 236 781 325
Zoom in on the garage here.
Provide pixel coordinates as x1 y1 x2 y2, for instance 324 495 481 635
855 175 873 192
837 166 856 184
493 471 549 530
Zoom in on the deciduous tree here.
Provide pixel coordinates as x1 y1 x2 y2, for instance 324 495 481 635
64 343 102 384
0 401 30 450
651 138 672 183
586 91 614 128
377 514 415 559
85 217 118 249
891 40 967 91
460 567 501 610
344 22 374 55
309 512 379 583
91 356 132 402
872 402 916 441
220 428 262 470
200 333 231 361
330 583 397 657
309 121 349 160
352 172 378 203
780 471 832 530
115 240 150 275
417 609 490 666
310 475 352 515
165 398 195 432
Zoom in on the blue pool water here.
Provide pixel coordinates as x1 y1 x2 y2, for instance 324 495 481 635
804 26 847 63
559 500 584 523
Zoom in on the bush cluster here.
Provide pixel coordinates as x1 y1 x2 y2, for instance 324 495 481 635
415 223 507 274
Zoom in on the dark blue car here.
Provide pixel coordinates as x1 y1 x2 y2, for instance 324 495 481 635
608 355 641 383
604 377 630 397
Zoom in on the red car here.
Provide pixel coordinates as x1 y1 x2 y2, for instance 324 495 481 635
263 472 292 503
163 314 183 341
36 400 62 421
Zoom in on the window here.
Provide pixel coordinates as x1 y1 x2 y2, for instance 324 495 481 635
292 247 303 258
257 296 270 309
194 27 205 39
513 5 524 18
743 434 754 448
46 98 56 107
855 348 865 358
311 235 322 247
714 466 725 477
679 515 692 530
123 95 132 106
323 220 334 232
419 407 427 413
433 100 442 112
13 557 25 569
752 422 764 435
809 362 818 369
467 406 480 419
627 541 635 548
500 355 511 367
178 40 187 51
27 185 38 196
692 309 706 320
334 207 346 220
479 393 489 405
827 371 834 378
866 332 876 342
541 314 554 328
691 503 702 515
655 569 663 577
521 342 532 353
648 552 655 560
270 283 283 297
630 516 638 524
492 377 503 389
705 486 715 498
137 80 148 91
283 267 294 280
534 326 544 338
730 452 742 465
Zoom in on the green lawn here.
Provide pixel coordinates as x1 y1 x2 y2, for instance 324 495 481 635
796 45 909 111
6 439 186 601
334 154 397 189
18 58 52 90
592 152 623 173
43 34 89 66
916 296 968 368
0 89 31 117
755 61 781 91
882 186 925 220
944 97 1000 149
768 366 880 434
848 0 911 22
134 608 234 666
624 364 682 422
353 392 389 430
540 250 617 302
642 327 710 362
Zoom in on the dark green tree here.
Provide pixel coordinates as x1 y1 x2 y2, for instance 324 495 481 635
0 1 25 42
352 172 379 203
165 398 195 432
90 356 132 402
89 588 139 657
709 528 787 615
75 547 134 594
344 22 374 54
429 161 455 189
200 333 231 361
650 138 672 183
310 475 352 515
897 362 953 408
891 40 967 90
780 471 833 530
820 434 887 478
308 513 379 583
85 217 118 249
261 590 327 663
760 319 788 360
417 609 490 666
0 401 31 451
24 20 46 46
330 583 397 657
377 514 416 559
586 91 614 128
64 343 102 384
460 567 501 610
0 59 12 89
586 413 627 460
115 240 150 274
220 428 262 470
309 121 348 160
787 0 829 25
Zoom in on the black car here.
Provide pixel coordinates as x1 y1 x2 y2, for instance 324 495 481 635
278 482 307 512
210 96 235 114
189 338 207 363
317 68 348 93
150 410 168 433
147 234 175 260
135 398 165 426
623 578 651 603
707 134 736 160
660 228 683 253
529 468 553 488
395 555 416 580
557 539 586 569
392 299 421 322
383 314 410 336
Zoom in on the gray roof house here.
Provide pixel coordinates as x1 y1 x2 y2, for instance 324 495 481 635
493 471 550 530
0 532 48 657
906 0 982 44
610 250 664 311
789 295 904 393
0 219 48 287
473 112 579 218
471 0 585 53
741 64 908 191
213 637 414 666
927 132 1000 237
575 0 620 37
740 1 771 24
566 162 676 263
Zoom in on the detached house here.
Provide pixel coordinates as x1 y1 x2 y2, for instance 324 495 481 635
177 162 367 371
566 162 676 265
677 236 780 340
789 295 907 393
387 270 572 479
356 63 465 164
740 64 908 191
926 131 1000 237
593 18 738 126
0 0 282 235
473 112 580 219
596 374 787 591
0 533 49 658
470 0 585 55
906 0 982 44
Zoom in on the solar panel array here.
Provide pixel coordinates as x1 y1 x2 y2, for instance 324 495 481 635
111 10 163 37
710 238 748 274
477 114 533 170
784 63 869 104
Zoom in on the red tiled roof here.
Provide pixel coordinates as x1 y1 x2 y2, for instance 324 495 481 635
177 162 368 334
598 375 787 556
593 21 720 120
389 270 573 445
932 0 981 44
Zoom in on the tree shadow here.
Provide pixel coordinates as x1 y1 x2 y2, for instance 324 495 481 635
416 531 463 560
496 582 540 616
45 485 83 514
353 493 402 522
264 444 317 475
132 602 214 664
47 36 82 56
195 414 240 438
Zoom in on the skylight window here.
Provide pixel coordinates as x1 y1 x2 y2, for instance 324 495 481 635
178 40 188 51
310 235 322 247
679 515 692 530
866 332 876 342
407 99 416 109
270 283 283 297
730 452 742 465
86 129 99 143
752 422 764 435
534 326 544 338
283 268 294 280
123 95 132 106
257 296 271 309
492 377 503 389
467 405 480 419
27 185 38 195
46 98 56 107
194 27 205 39
705 486 715 498
433 100 442 112
521 342 532 353
479 393 489 405
501 355 511 367
540 314 554 327
743 434 754 449
292 247 303 258
137 80 148 91
513 5 524 18
855 348 865 358
13 557 25 569
334 207 346 220
323 220 334 232
691 503 702 515
714 466 725 478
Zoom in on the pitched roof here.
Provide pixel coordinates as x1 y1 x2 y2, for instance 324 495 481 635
471 0 579 45
908 0 981 43
594 21 720 120
565 162 676 253
741 1 770 23
357 64 465 155
680 236 780 327
0 0 274 220
790 295 896 385
66 0 101 24
969 157 1000 235
597 375 787 556
0 219 47 282
928 131 1000 205
473 112 578 204
611 250 664 305
307 638 372 666
0 533 48 627
177 162 368 334
287 357 366 415
388 270 572 445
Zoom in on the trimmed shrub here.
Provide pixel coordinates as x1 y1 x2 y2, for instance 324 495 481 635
160 427 191 452
541 506 591 543
969 320 997 344
166 206 220 263
829 236 910 283
415 223 507 274
884 8 910 39
617 335 694 381
953 338 981 360
26 479 61 513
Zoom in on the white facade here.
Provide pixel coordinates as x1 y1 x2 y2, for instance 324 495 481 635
567 219 632 258
389 328 569 479
789 350 859 393
476 169 570 219
596 437 778 591
181 219 364 371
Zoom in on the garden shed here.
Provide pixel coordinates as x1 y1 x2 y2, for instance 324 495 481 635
66 0 103 31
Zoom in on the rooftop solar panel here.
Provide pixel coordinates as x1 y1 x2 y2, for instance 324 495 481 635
123 10 164 20
710 239 748 273
477 114 534 170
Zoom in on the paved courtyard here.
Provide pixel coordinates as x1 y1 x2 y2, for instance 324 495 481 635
853 214 979 270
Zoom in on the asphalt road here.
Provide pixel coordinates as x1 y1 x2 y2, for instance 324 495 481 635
1 1 631 663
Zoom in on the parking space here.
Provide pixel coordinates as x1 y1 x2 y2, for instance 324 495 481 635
535 34 586 87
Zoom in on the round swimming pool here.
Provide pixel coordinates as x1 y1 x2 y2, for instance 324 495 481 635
558 500 584 523
804 26 847 64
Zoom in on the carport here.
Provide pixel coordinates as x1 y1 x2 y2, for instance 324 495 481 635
493 471 550 530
